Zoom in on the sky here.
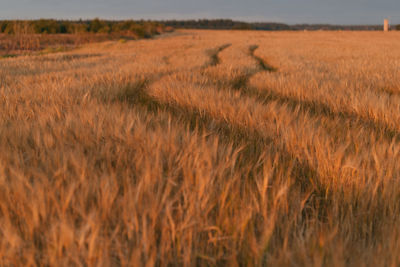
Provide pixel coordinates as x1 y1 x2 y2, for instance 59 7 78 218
0 0 399 25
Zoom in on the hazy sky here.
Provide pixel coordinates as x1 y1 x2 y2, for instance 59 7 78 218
1 0 399 24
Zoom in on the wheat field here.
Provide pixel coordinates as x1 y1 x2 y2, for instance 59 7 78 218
1 29 400 266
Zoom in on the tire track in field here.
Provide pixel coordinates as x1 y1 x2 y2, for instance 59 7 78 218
212 45 400 142
225 44 277 91
252 86 400 141
248 45 277 73
249 87 400 141
203 44 232 68
92 44 333 225
377 86 400 97
110 43 398 229
92 42 324 200
105 77 326 207
247 46 400 140
220 74 400 142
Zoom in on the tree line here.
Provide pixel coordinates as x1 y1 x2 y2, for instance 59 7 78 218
0 19 171 37
1 19 397 34
160 19 397 31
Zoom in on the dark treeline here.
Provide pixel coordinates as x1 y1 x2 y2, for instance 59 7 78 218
0 19 172 37
160 19 391 31
1 19 396 35
157 19 254 30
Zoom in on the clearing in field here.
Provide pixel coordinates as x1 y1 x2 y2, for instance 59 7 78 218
1 30 400 266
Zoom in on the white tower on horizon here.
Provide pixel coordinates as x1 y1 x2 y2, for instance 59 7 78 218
384 18 389 31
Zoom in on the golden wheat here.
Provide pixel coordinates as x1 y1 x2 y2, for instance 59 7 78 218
0 30 400 266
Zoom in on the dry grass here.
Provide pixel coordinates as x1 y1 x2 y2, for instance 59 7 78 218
1 29 400 266
0 33 144 57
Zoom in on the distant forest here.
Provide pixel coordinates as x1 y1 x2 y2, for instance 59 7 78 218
1 19 398 35
0 19 172 37
159 19 397 31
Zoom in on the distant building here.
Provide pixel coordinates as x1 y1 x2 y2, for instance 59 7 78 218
384 19 389 32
